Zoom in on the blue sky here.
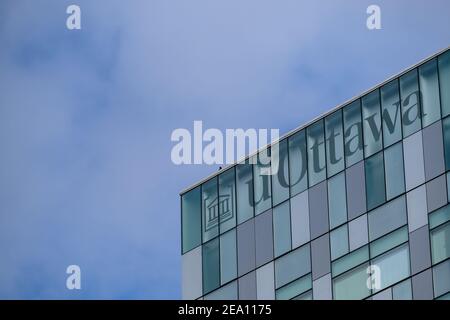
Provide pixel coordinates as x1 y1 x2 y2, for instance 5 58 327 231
0 0 449 299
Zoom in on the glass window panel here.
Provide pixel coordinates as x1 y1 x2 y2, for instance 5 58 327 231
368 196 407 241
293 290 313 300
365 152 386 210
181 186 202 253
275 274 312 300
437 292 450 300
362 90 383 157
370 226 408 258
333 262 371 300
371 244 410 293
384 142 405 200
307 120 326 186
325 110 345 177
332 245 369 277
443 117 450 171
288 130 308 196
275 244 311 288
392 279 412 300
272 139 290 206
331 224 349 260
400 69 422 137
419 59 441 127
328 172 347 229
253 151 272 215
439 50 450 117
344 100 364 167
273 201 292 258
236 163 254 224
433 259 450 298
202 178 219 243
381 79 402 147
202 238 220 294
430 221 450 264
218 168 236 234
429 204 450 229
220 229 237 285
204 281 238 300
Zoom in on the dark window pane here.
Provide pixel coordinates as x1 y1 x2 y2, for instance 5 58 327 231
182 186 201 253
202 238 220 294
288 130 308 196
365 152 386 210
236 163 254 224
384 142 405 200
272 139 290 206
400 69 422 137
381 79 402 147
443 117 450 171
202 178 218 243
307 120 326 186
220 229 237 284
253 152 272 215
344 100 364 167
362 90 383 157
439 50 450 117
431 221 450 265
218 168 236 234
273 201 292 258
419 59 441 127
325 110 345 177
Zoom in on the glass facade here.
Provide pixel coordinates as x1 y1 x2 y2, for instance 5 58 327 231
181 48 450 300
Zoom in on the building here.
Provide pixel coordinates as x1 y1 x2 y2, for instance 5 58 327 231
180 47 450 300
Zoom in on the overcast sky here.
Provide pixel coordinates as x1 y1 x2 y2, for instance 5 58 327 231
0 0 449 299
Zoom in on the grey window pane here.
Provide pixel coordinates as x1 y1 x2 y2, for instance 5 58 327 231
439 50 450 117
253 152 272 215
431 221 450 264
368 196 407 241
312 273 332 300
419 58 441 127
362 90 383 157
403 131 425 191
202 238 220 294
290 190 310 248
275 244 311 288
365 152 386 211
237 219 255 276
443 117 450 171
288 130 308 196
328 172 347 229
332 245 369 277
202 178 219 243
330 224 349 260
406 185 428 233
236 163 254 224
276 274 312 300
349 214 368 251
238 271 257 300
182 186 201 253
309 181 329 239
429 204 450 229
273 201 292 258
256 262 275 300
307 120 326 186
182 246 203 299
400 69 422 137
346 161 367 220
255 209 274 267
333 262 371 300
272 139 290 206
426 175 447 213
218 168 236 234
380 79 402 147
392 279 412 300
311 233 331 280
409 225 432 275
412 269 434 300
344 100 364 167
325 110 345 177
220 229 237 285
433 259 450 298
422 121 445 181
371 244 410 293
370 226 408 258
204 281 237 300
384 142 405 200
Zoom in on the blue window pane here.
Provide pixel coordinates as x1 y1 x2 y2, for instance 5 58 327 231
272 139 290 206
419 58 441 127
273 201 292 258
439 50 450 117
289 130 308 196
325 110 345 177
400 69 422 138
236 163 254 224
307 120 326 186
218 168 236 234
220 229 237 284
202 238 220 294
182 186 202 253
253 152 272 215
443 117 450 171
365 152 386 210
381 79 402 147
384 142 405 200
362 90 383 157
330 224 349 260
430 222 450 265
344 100 364 167
202 178 219 242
